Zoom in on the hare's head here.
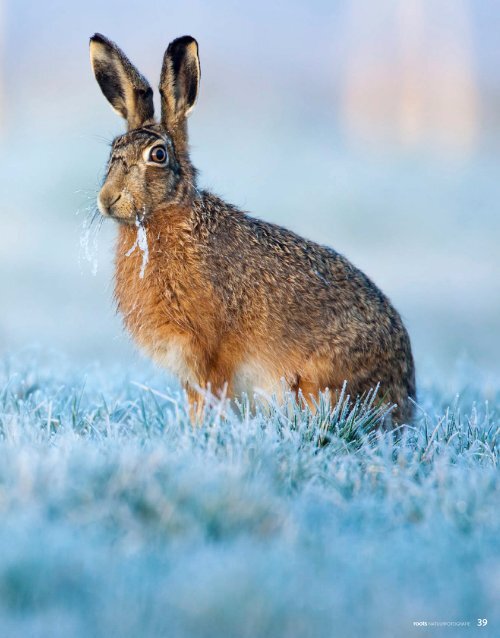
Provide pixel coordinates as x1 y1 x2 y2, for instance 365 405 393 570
90 34 200 224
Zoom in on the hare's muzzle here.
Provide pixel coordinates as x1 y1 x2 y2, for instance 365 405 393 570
97 189 122 217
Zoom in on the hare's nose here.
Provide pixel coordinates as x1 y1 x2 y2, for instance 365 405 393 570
98 190 121 215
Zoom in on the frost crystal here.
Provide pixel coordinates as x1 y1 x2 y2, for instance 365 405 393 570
79 205 101 276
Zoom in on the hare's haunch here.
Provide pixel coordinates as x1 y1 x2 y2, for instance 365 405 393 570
90 33 416 423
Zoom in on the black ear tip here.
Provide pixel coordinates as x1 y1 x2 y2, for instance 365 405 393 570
179 35 198 46
90 33 110 46
168 35 199 55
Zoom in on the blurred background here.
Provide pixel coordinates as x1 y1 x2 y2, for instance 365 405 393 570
0 0 498 377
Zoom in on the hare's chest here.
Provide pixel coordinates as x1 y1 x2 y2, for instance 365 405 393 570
122 288 196 385
116 277 193 385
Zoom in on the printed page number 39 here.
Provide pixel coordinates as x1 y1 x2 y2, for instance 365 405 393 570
477 619 488 627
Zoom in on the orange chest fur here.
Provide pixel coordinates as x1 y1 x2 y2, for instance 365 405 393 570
113 222 218 379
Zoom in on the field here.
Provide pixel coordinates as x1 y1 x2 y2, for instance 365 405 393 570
0 350 497 637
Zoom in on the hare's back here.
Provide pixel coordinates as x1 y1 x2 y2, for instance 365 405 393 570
197 195 390 322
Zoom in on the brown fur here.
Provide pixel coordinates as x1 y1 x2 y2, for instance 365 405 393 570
90 34 416 424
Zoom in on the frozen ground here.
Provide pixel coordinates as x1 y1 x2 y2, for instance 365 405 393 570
0 350 498 637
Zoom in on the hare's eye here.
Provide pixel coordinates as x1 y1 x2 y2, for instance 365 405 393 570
149 145 167 164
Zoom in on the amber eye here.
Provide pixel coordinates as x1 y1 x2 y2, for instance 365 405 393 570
148 145 167 164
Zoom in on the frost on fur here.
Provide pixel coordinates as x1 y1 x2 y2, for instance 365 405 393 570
125 217 149 279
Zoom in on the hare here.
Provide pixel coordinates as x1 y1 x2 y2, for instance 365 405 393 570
89 33 416 423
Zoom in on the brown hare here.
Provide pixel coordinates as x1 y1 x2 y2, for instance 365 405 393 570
89 33 416 423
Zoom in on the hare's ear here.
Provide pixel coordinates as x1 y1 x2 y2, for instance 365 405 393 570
89 33 154 130
159 36 200 133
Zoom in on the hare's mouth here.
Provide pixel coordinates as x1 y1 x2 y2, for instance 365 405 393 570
107 214 136 226
99 196 137 226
